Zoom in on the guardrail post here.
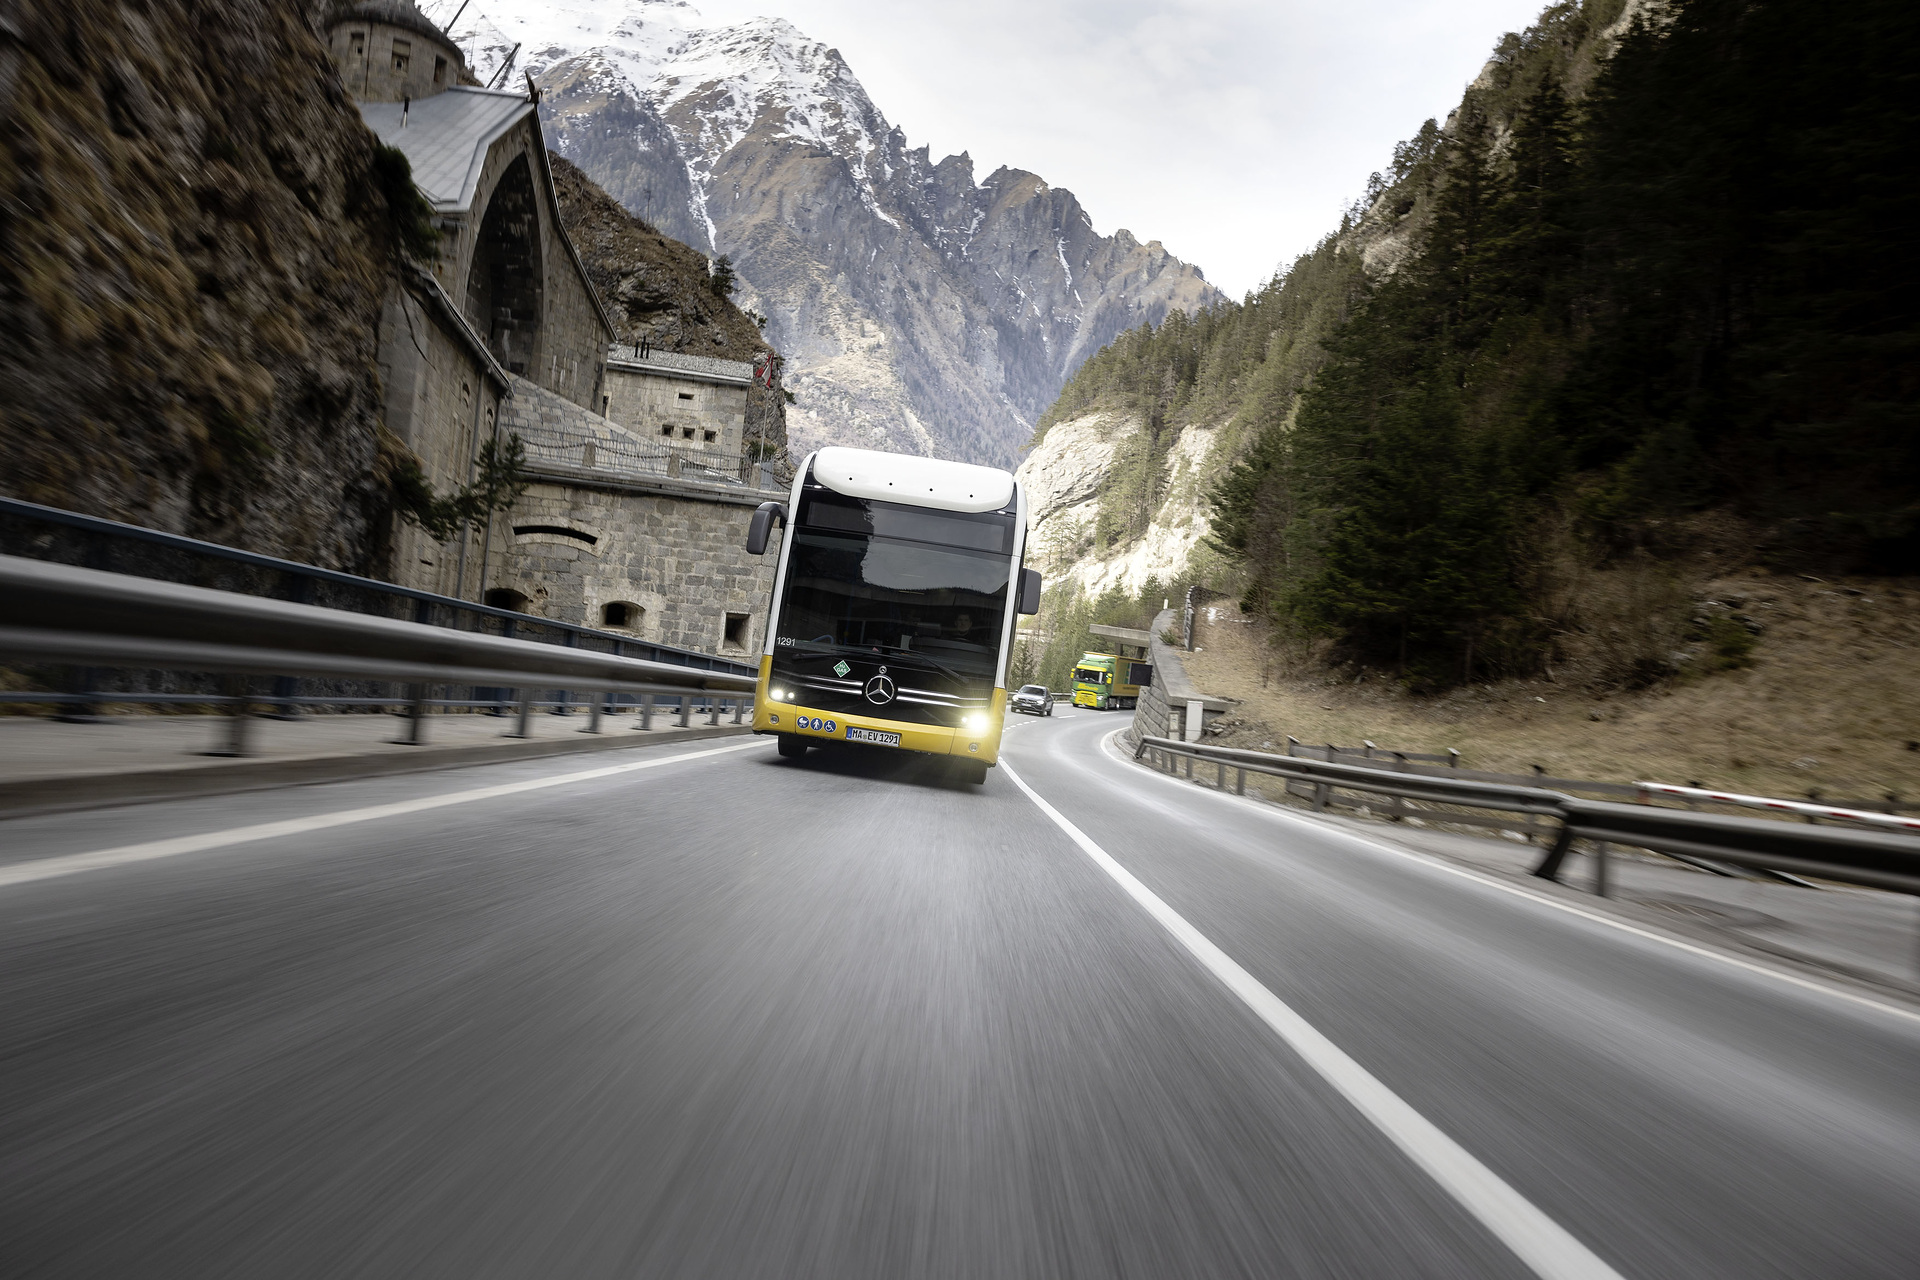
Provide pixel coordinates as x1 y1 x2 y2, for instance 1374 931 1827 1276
1286 736 1297 757
584 692 603 734
678 695 691 728
1235 767 1246 796
207 675 253 757
509 689 533 739
263 576 313 720
733 699 745 725
1217 759 1226 790
1592 840 1611 897
1448 748 1461 769
1532 819 1576 882
1312 781 1330 813
394 684 429 745
53 666 107 724
707 697 720 727
637 693 655 731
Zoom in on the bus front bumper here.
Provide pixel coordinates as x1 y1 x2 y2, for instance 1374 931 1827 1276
754 667 1005 764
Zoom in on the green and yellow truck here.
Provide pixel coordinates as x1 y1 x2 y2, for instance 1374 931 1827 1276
1070 651 1154 710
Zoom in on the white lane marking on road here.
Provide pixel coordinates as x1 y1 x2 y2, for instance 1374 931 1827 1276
0 738 770 891
1096 729 1920 1029
1000 758 1626 1280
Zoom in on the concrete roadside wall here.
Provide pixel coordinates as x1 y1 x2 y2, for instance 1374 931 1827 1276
1130 609 1233 745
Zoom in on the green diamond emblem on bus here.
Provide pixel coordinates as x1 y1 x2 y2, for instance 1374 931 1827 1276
833 660 851 678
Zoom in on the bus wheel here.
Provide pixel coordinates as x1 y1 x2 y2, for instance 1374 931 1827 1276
955 761 988 786
776 735 808 759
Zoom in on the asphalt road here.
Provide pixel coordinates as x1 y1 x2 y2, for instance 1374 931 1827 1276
1 710 1916 1278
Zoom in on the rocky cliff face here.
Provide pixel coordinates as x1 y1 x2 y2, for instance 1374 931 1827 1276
437 0 1222 467
0 0 402 571
1018 411 1228 598
547 154 786 454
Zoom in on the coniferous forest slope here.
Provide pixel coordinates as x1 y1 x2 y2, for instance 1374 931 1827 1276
1020 0 1919 699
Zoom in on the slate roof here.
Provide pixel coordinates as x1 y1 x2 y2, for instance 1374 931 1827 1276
358 88 534 214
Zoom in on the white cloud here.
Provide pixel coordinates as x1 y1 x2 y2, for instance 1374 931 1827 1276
690 0 1552 296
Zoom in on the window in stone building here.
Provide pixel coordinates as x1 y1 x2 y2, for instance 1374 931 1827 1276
392 39 411 75
660 424 674 437
350 30 365 59
485 587 530 613
602 601 642 630
677 392 694 401
703 429 717 443
512 524 598 546
434 56 447 86
681 426 696 440
723 612 751 651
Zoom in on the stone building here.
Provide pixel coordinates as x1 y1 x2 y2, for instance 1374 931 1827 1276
489 376 783 653
321 1 786 655
324 0 614 599
603 348 754 457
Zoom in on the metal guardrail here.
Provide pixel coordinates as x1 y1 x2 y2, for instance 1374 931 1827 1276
1134 735 1920 898
1632 781 1920 833
0 496 754 674
0 555 757 754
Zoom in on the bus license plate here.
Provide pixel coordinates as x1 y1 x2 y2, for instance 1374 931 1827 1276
846 727 900 747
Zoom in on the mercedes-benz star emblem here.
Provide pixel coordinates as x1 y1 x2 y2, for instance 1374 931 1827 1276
863 674 896 706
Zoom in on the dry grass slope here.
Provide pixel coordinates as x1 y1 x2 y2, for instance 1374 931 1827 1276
1185 571 1920 805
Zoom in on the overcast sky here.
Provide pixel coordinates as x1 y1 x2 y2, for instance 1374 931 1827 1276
691 0 1551 297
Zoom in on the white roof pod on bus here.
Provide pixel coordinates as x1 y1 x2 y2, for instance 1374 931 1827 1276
809 446 1016 514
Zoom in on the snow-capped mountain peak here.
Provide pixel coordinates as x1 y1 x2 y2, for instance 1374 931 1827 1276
415 0 1220 466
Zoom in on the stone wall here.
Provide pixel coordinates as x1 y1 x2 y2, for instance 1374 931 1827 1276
486 374 779 653
604 352 750 455
379 284 506 599
1130 609 1230 745
484 478 778 655
425 123 609 416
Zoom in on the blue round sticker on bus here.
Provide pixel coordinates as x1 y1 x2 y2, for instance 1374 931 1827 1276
824 720 836 733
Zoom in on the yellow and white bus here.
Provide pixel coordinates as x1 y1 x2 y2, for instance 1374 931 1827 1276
744 446 1041 784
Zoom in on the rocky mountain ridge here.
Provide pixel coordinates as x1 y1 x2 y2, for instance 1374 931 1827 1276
431 0 1221 466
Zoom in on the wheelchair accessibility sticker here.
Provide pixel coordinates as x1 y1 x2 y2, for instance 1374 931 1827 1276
800 717 836 732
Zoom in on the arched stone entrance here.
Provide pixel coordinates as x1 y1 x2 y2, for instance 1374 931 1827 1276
464 155 543 375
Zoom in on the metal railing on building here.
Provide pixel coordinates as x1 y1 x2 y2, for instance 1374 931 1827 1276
514 424 786 490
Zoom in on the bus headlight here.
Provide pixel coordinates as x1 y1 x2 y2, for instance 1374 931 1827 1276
962 713 986 732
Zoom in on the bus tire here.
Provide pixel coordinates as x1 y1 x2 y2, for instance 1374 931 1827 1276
956 761 988 786
776 735 808 759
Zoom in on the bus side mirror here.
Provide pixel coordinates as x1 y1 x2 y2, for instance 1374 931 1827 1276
1017 568 1042 615
746 501 787 555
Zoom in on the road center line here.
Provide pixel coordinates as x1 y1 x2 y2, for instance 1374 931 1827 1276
0 738 770 891
1000 758 1625 1280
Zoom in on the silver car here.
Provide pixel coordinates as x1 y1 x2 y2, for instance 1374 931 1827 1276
1010 684 1052 716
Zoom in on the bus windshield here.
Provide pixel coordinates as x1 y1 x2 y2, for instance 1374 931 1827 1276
776 530 1010 679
